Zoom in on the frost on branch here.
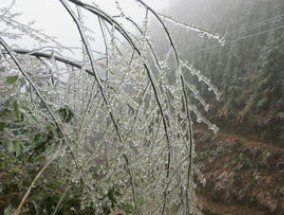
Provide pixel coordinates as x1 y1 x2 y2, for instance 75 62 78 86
0 0 224 214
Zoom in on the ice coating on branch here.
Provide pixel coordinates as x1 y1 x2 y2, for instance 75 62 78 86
0 1 223 214
184 81 210 111
158 14 225 45
188 104 219 134
115 0 126 18
182 61 221 101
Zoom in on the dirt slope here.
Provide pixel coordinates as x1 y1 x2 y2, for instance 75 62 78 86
194 127 284 215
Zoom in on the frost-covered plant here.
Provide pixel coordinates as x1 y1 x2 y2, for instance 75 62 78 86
0 1 224 215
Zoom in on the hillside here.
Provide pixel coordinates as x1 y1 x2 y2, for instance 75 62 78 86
157 0 284 214
158 0 284 143
194 127 284 215
1 1 283 214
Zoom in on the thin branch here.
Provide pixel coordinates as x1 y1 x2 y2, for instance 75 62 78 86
0 39 64 137
65 0 171 156
123 154 138 214
181 75 194 215
60 0 122 142
98 17 110 86
135 0 180 66
11 144 65 215
113 15 163 70
2 49 95 76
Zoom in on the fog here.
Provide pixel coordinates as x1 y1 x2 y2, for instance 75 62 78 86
2 0 170 53
1 1 284 214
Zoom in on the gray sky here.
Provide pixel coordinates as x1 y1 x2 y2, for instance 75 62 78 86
2 0 170 54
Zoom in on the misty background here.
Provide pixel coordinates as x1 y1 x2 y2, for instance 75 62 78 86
1 0 284 214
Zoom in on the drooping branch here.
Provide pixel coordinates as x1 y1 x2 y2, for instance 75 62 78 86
135 0 180 66
60 0 123 142
64 0 171 146
0 1 223 214
123 154 138 214
0 39 62 135
1 48 96 76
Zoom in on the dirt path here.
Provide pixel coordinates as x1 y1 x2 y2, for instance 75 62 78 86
194 126 284 153
197 195 266 215
194 126 284 215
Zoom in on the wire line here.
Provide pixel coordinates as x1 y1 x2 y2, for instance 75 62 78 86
188 23 284 56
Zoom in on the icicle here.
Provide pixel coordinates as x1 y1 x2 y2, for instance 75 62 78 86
188 104 219 134
158 13 225 45
182 61 221 101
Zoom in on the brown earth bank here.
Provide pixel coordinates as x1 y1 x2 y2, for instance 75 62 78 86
194 126 284 215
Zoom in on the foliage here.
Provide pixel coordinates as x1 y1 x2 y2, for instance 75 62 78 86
0 1 223 215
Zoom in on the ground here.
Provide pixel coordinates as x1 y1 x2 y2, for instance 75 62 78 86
195 126 284 215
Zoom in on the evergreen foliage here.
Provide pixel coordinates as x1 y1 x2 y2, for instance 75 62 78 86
163 0 284 143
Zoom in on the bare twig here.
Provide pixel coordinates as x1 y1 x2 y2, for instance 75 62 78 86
123 154 138 214
60 0 123 142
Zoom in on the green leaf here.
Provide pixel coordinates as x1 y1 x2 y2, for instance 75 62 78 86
6 75 19 85
121 203 134 215
4 205 14 215
33 133 47 148
0 122 6 131
58 106 74 123
0 108 11 118
107 187 118 208
13 100 21 121
7 140 23 157
7 141 15 153
33 133 43 143
15 141 23 157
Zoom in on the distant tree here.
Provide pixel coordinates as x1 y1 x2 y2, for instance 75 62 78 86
162 0 284 141
243 30 284 115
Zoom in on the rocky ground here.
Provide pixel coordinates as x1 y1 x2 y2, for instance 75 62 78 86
194 127 284 215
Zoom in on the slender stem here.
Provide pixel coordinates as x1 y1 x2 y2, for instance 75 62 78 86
12 144 65 215
60 0 122 142
181 75 194 214
123 154 138 214
2 48 96 76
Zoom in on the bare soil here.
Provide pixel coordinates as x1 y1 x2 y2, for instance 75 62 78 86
194 126 284 215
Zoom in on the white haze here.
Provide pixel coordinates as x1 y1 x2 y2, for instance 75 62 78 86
2 0 170 53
